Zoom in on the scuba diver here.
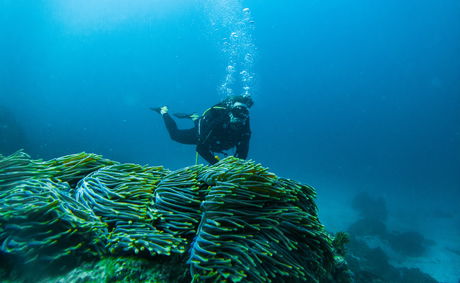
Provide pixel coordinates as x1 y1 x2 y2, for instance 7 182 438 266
151 95 253 165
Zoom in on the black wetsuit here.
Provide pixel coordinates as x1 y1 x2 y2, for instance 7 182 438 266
162 104 251 164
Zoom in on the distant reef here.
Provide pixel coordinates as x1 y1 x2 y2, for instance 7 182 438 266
0 151 352 282
345 192 439 283
0 106 28 155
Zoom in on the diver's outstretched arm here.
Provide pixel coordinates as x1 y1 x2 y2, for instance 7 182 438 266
196 144 219 165
235 133 250 160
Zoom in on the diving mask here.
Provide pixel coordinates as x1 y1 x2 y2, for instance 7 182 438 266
229 102 249 125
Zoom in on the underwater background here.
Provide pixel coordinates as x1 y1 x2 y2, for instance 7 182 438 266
1 0 459 282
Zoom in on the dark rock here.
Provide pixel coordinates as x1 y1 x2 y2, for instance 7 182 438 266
348 218 388 237
346 236 438 283
351 192 388 222
385 231 434 257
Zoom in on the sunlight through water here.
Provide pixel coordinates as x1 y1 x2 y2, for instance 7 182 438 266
51 0 194 32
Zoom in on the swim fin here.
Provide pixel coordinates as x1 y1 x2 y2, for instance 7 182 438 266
173 112 200 121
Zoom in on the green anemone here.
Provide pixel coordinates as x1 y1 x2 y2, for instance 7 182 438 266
0 152 347 282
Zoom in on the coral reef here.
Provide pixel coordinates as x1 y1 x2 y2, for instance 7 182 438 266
0 150 349 282
346 193 438 282
42 257 189 283
331 232 349 257
0 150 116 191
385 231 435 257
0 178 106 269
348 192 434 257
346 236 438 283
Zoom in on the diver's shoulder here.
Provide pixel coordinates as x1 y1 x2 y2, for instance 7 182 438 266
203 104 228 117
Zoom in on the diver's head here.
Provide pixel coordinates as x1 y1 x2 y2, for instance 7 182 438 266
229 101 250 129
221 95 253 129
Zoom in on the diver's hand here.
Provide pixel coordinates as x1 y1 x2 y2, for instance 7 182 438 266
160 106 168 115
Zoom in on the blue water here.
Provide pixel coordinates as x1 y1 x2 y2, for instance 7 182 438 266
1 0 460 281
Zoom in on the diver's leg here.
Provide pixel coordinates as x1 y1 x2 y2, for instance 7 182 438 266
163 113 198 145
